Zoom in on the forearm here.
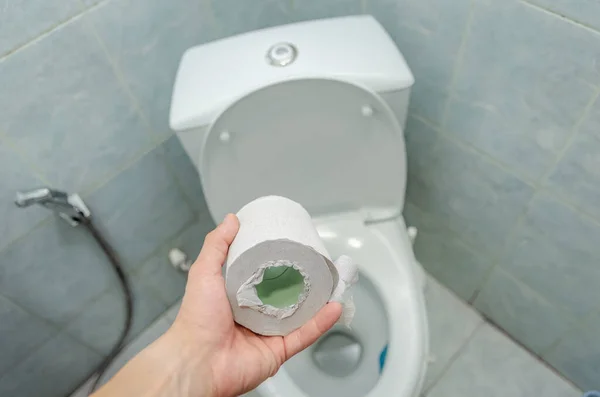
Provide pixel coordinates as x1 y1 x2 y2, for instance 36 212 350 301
91 327 213 397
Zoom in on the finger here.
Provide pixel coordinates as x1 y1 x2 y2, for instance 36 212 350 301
283 302 342 360
195 214 239 275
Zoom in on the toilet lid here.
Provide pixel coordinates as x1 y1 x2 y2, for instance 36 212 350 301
201 78 406 220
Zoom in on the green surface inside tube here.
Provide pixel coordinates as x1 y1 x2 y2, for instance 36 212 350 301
255 266 305 308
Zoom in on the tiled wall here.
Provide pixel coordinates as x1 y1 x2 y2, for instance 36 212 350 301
0 0 219 395
390 0 600 389
1 0 599 395
395 0 600 391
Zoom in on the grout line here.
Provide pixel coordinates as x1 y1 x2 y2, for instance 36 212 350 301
412 110 539 190
542 302 600 358
0 0 107 62
423 321 486 394
441 131 538 189
70 307 177 396
0 295 62 381
419 101 600 234
0 215 54 256
439 0 476 129
407 197 501 302
466 268 491 304
0 138 165 258
0 134 54 187
361 0 368 13
414 102 600 305
0 293 61 336
0 133 56 250
160 140 206 216
59 215 200 352
77 0 163 144
128 217 199 306
521 0 600 36
463 188 535 306
492 266 581 322
482 314 583 392
538 184 600 229
538 86 600 185
57 218 199 353
410 113 442 132
80 135 170 198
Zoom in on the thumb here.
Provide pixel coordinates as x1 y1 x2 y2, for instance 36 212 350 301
194 214 239 276
282 302 342 360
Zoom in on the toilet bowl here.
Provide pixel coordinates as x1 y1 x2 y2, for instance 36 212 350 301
258 213 428 397
169 15 429 397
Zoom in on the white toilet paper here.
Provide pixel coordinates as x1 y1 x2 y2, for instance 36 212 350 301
225 196 357 336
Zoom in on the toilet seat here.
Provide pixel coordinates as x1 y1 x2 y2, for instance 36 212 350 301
200 78 407 223
255 212 428 397
196 77 425 397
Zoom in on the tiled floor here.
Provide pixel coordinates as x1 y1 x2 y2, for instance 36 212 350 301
71 276 581 397
422 277 581 397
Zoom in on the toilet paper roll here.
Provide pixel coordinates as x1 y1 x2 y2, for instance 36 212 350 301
225 196 357 336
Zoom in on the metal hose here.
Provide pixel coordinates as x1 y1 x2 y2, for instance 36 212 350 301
82 218 134 394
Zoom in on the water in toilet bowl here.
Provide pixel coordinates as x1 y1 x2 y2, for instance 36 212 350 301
283 274 388 397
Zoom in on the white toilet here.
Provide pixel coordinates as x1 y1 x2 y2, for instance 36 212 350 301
170 15 428 397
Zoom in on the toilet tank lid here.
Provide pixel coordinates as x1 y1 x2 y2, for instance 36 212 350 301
169 15 414 131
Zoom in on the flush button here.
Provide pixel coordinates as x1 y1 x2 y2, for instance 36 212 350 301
266 43 297 67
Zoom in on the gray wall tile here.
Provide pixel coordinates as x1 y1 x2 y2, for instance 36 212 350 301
0 333 101 397
423 276 483 389
212 0 293 37
428 324 581 397
0 16 153 192
547 96 600 219
449 0 600 180
65 284 166 355
162 136 210 216
474 267 576 355
0 219 115 324
0 295 56 377
407 136 535 254
86 146 195 272
0 0 80 56
529 0 600 32
404 115 439 185
88 0 219 137
96 318 171 386
404 203 491 301
133 217 215 305
0 142 49 251
455 0 600 99
171 217 216 262
444 95 583 182
409 79 449 127
501 193 600 316
290 0 363 22
366 0 471 88
545 314 600 391
134 249 188 307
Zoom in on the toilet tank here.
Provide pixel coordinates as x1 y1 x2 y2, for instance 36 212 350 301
169 15 414 171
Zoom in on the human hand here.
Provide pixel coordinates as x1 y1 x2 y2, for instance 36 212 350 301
169 214 342 397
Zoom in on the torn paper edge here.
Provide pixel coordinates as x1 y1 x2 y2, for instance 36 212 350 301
236 260 311 319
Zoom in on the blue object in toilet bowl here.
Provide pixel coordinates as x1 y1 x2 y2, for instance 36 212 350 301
583 392 600 397
379 344 388 373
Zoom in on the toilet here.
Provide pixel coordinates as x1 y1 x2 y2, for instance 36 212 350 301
169 15 428 397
